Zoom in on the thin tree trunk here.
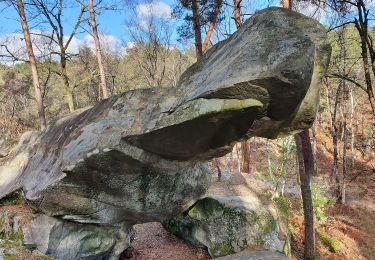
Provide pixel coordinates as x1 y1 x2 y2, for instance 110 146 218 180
17 0 47 130
358 34 375 116
349 88 356 168
331 80 342 195
233 0 242 29
232 0 248 175
61 54 75 112
236 143 242 174
341 120 348 204
214 158 222 181
295 131 316 260
241 140 250 173
233 0 248 174
354 2 375 117
282 0 293 9
266 140 275 188
88 0 109 99
192 0 203 61
202 0 223 52
35 0 84 112
251 137 257 173
364 124 374 160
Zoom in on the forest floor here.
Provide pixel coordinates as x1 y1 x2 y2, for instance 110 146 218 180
290 169 375 260
289 137 375 260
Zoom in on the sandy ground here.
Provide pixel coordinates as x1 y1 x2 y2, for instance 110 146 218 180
129 222 210 260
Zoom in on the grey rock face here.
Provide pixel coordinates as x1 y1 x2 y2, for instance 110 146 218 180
0 139 10 158
23 215 131 260
163 195 285 258
0 7 330 259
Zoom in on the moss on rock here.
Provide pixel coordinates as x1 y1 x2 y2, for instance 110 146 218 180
317 230 341 253
164 195 286 258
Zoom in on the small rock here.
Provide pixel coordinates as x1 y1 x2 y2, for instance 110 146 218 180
0 139 9 158
0 212 12 238
12 215 22 234
214 250 288 260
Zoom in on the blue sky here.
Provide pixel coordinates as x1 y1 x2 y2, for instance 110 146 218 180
0 0 177 42
0 0 334 62
0 0 182 59
0 0 282 40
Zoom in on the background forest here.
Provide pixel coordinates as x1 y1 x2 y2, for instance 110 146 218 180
0 0 374 259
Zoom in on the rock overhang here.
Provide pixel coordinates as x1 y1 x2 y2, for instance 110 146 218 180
1 3 329 236
0 7 331 259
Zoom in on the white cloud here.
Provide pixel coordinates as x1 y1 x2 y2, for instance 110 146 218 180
136 1 172 19
294 2 327 22
138 20 152 30
126 41 135 49
80 34 126 55
0 31 127 64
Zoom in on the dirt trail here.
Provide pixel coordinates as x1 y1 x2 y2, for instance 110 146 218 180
129 222 210 260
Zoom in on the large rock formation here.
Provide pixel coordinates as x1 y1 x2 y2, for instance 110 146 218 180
0 7 330 259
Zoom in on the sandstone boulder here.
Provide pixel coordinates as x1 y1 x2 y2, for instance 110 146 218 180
0 7 330 259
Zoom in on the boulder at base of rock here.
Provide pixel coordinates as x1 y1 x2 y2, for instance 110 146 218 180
214 250 288 260
163 195 286 258
23 215 132 260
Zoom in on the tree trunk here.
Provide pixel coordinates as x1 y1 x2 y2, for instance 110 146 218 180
282 0 293 10
241 140 251 173
63 66 74 112
332 128 340 189
192 0 203 61
363 123 374 160
349 88 356 168
358 33 375 116
214 158 222 181
234 0 247 173
311 121 318 173
251 137 257 173
59 50 75 112
266 140 275 185
295 131 316 260
17 0 47 130
354 2 375 117
233 0 242 29
331 81 342 196
341 120 348 204
202 0 223 52
88 0 109 100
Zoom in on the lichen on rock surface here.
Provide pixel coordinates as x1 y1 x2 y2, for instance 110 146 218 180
0 7 330 259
